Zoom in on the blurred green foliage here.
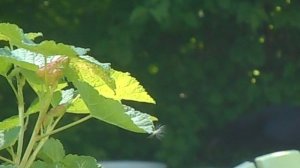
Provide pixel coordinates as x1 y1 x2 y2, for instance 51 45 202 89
1 0 300 167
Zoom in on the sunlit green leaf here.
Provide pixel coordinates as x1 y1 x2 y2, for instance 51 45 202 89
62 154 98 168
37 138 65 163
0 23 23 45
74 81 155 133
66 57 155 103
110 70 155 103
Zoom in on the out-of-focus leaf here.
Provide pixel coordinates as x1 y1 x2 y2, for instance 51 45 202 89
37 138 65 163
62 154 98 168
0 127 20 151
31 160 64 168
130 6 149 25
0 165 16 168
0 116 20 150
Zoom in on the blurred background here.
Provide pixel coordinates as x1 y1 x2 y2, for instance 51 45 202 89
1 0 300 167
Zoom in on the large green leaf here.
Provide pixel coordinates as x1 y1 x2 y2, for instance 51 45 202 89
74 81 155 133
62 154 98 168
37 138 65 163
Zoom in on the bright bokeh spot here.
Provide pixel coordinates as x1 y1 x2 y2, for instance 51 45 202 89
253 69 260 76
148 64 159 75
259 36 265 44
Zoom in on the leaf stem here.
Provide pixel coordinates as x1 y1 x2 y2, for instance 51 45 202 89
37 115 92 141
16 74 26 164
6 147 16 163
23 137 49 168
19 91 53 167
6 79 18 98
0 155 14 164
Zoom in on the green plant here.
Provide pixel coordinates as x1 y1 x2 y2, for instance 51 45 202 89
0 23 158 168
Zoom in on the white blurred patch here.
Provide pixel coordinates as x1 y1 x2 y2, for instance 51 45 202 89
0 131 4 148
148 125 166 140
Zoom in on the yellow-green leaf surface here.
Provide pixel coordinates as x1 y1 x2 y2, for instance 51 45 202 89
67 57 155 103
66 57 116 93
111 70 155 103
74 81 155 133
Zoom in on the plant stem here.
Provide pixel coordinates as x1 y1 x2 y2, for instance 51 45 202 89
19 91 53 167
23 137 49 168
7 147 16 163
16 74 25 164
0 155 14 164
37 115 92 140
6 79 18 98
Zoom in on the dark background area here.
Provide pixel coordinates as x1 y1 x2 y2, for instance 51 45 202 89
1 0 300 167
